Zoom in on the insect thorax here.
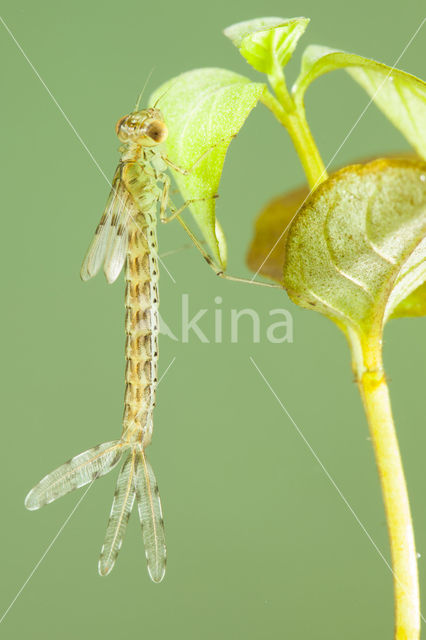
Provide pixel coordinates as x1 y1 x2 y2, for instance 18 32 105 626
121 151 165 223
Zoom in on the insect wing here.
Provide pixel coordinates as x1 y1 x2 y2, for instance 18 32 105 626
25 440 126 510
134 449 166 583
103 189 133 284
98 451 136 576
80 168 122 281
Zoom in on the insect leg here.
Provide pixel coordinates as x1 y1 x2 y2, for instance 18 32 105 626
161 135 236 175
159 175 218 224
159 243 202 258
165 197 282 289
159 173 171 220
161 194 218 224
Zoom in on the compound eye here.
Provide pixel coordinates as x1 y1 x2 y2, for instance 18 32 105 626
145 120 168 143
115 116 127 136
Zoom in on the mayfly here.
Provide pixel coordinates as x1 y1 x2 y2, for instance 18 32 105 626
24 93 215 582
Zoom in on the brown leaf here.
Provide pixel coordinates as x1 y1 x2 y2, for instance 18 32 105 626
246 185 309 283
246 153 419 284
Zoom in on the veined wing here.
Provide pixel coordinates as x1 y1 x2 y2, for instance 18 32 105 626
103 189 133 284
25 440 126 510
98 451 136 576
134 448 166 583
80 166 132 283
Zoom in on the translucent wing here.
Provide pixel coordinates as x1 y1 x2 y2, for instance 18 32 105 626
80 169 120 281
134 449 166 583
80 167 131 283
103 190 133 284
98 451 136 576
25 440 126 510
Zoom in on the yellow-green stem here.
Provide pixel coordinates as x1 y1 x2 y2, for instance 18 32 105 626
285 109 327 190
262 73 327 189
348 329 420 640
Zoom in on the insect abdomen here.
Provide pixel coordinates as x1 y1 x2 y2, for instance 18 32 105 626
123 216 159 444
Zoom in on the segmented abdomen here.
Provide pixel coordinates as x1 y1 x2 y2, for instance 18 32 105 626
123 209 159 445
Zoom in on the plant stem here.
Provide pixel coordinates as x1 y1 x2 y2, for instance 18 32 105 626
348 328 420 640
261 72 327 190
285 108 327 190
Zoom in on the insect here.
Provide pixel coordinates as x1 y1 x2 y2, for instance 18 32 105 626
25 85 281 582
24 97 213 583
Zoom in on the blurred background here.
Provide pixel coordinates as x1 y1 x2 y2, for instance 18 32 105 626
0 0 424 637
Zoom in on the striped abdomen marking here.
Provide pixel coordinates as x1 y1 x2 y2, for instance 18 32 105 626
123 214 159 444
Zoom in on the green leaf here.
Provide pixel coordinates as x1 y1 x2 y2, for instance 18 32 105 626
150 68 266 267
282 158 426 337
224 17 309 75
293 45 426 159
391 281 426 318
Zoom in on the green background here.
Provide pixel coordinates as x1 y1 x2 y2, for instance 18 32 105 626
0 0 425 638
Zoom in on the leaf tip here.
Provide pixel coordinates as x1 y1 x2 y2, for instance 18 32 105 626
223 16 310 74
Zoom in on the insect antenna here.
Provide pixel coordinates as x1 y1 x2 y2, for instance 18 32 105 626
133 67 155 112
152 81 175 109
